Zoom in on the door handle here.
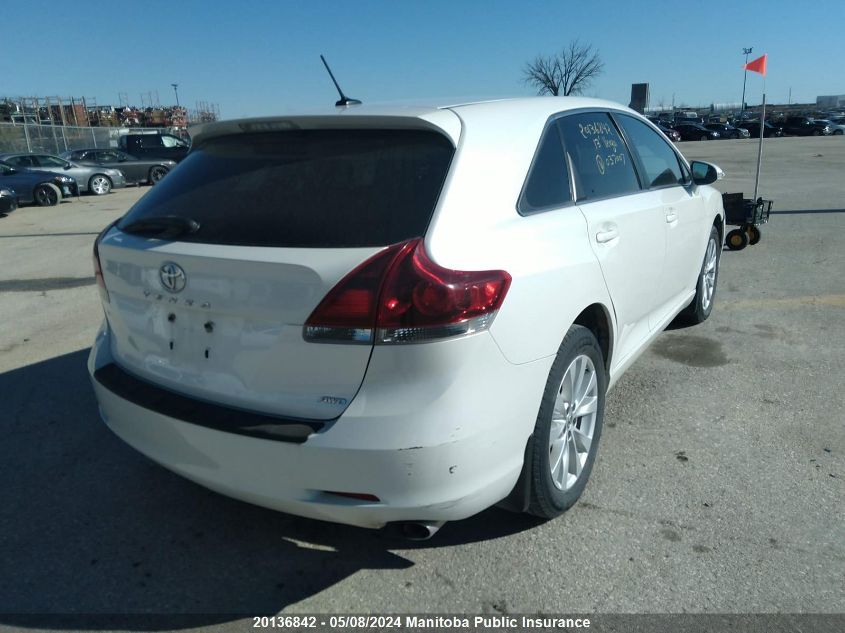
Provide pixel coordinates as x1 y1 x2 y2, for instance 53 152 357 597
665 207 678 223
595 227 619 243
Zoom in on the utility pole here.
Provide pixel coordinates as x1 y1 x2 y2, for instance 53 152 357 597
741 47 753 113
171 83 180 107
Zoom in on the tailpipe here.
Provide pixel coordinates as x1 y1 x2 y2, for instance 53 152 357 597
392 521 445 540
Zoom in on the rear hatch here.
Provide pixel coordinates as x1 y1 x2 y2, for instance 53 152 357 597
98 125 455 420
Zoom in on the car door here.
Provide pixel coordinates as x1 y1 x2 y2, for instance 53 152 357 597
614 114 706 327
114 151 146 183
558 112 665 365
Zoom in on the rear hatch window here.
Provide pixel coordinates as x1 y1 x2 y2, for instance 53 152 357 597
117 129 454 248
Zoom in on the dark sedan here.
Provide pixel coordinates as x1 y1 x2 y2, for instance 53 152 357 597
673 123 720 141
656 123 681 142
0 160 76 206
0 187 18 215
737 121 784 138
59 149 176 185
704 123 750 139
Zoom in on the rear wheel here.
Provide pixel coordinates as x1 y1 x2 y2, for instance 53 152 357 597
726 228 748 251
747 225 761 245
679 225 721 324
88 174 112 195
33 183 61 207
149 166 169 184
527 325 606 519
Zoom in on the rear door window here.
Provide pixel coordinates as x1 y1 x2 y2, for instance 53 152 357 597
117 129 455 248
557 113 640 202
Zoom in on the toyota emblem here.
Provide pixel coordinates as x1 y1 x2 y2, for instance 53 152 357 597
159 262 187 293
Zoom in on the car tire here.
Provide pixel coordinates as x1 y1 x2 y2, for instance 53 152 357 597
700 135 709 141
679 225 721 324
88 174 112 196
834 130 843 136
33 183 61 207
811 130 820 136
149 166 169 185
726 227 748 251
732 133 739 139
747 225 761 245
527 325 606 519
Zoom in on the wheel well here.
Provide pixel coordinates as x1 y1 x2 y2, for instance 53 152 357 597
573 304 612 370
713 214 724 242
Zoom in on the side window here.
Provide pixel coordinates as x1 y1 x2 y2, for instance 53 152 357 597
141 136 164 148
7 156 35 167
615 115 684 188
557 113 640 201
518 124 572 214
37 155 67 167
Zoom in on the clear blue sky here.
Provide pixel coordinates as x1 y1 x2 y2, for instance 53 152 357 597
3 0 843 118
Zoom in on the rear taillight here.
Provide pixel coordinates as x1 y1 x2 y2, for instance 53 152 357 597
304 238 511 345
93 224 114 304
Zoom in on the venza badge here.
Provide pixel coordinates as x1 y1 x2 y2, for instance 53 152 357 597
159 262 187 293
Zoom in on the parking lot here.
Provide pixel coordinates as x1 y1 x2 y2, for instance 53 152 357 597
0 136 843 625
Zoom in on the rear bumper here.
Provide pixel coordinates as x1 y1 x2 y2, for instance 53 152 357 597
89 322 552 529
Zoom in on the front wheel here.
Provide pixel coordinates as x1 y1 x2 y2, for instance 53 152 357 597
811 130 820 136
527 325 606 519
88 174 112 195
679 225 721 324
834 130 843 136
34 183 61 207
747 225 761 245
149 166 169 184
700 135 709 141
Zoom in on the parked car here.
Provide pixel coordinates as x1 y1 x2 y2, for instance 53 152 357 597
89 97 725 535
0 152 125 195
647 118 682 142
811 119 845 135
780 116 831 136
704 123 750 139
0 160 76 205
673 123 720 141
657 123 681 142
0 187 18 214
118 132 190 162
60 149 176 185
737 120 783 138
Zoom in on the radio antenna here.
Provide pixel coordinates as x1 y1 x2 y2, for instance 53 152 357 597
320 55 362 107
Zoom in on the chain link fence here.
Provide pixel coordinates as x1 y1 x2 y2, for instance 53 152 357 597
0 123 169 155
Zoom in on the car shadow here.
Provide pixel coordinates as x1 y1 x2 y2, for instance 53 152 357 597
0 349 539 630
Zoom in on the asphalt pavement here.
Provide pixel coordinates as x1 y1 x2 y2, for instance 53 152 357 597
0 137 842 627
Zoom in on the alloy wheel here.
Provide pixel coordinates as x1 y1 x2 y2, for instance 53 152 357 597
549 354 598 491
701 236 718 311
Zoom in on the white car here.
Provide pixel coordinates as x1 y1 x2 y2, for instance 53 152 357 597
88 97 725 538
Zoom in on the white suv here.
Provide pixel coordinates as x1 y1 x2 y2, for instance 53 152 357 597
89 97 724 537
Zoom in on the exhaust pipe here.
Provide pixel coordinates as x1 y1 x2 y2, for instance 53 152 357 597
393 521 445 540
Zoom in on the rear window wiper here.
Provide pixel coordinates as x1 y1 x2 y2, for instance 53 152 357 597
120 216 201 239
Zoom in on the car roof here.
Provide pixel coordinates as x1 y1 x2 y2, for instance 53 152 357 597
190 96 641 147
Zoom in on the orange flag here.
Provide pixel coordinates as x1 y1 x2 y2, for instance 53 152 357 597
744 54 767 76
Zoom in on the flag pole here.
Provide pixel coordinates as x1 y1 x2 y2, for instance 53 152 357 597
752 77 766 203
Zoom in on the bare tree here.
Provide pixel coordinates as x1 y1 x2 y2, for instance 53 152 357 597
522 40 605 97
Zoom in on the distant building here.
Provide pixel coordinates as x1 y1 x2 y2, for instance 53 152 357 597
816 95 845 108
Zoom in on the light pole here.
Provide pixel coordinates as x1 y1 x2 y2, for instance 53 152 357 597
741 47 753 114
171 83 180 107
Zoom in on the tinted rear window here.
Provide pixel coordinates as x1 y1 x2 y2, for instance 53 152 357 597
117 129 454 247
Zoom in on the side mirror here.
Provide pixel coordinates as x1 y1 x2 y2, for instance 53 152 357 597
64 163 72 170
690 160 724 185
